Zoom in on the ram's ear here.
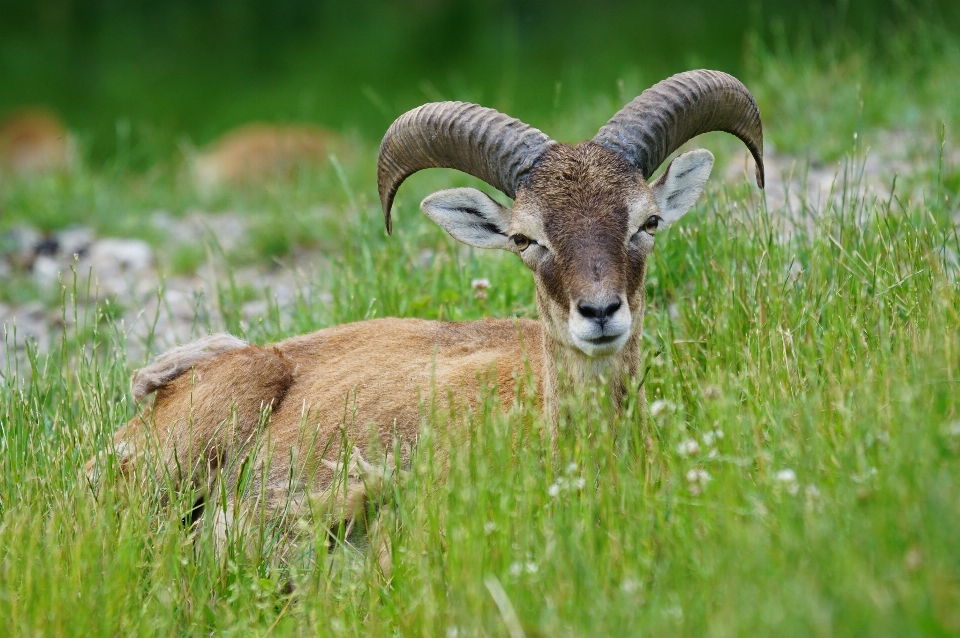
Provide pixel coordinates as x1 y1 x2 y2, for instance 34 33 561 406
649 149 714 225
421 187 514 250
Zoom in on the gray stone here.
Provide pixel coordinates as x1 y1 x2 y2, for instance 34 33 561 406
88 238 154 274
32 255 63 289
57 225 95 258
1 225 41 269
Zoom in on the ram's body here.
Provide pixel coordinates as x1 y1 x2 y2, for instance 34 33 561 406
108 318 541 499
88 70 765 571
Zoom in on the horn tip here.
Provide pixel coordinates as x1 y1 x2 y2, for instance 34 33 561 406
383 207 394 235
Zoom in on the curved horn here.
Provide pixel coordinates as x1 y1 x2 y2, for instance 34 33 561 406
377 101 556 233
593 70 765 188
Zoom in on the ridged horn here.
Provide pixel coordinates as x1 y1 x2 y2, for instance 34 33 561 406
593 70 765 188
377 101 556 233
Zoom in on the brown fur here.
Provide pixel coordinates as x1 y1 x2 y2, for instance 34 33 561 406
0 109 71 175
87 318 542 565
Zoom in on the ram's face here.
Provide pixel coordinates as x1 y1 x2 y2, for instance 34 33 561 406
419 144 714 359
508 143 657 357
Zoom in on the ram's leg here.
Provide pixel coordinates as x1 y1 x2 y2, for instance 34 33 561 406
319 446 405 575
367 503 396 577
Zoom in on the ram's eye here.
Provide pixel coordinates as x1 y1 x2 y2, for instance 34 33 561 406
643 215 662 234
511 234 534 250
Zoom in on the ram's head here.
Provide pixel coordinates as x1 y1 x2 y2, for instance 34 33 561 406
378 70 764 358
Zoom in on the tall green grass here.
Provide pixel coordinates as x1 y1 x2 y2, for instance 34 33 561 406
2 134 959 634
3 13 960 635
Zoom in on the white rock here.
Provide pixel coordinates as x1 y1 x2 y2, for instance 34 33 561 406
1 225 41 268
32 255 63 288
88 238 154 274
241 300 269 321
57 225 95 258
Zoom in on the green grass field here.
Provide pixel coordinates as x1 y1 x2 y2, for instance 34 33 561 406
3 12 960 637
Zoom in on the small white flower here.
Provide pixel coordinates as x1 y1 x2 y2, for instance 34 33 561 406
677 439 700 457
572 476 586 490
775 469 799 495
509 562 523 577
471 278 491 290
620 578 641 594
446 628 460 638
484 521 497 535
686 468 711 494
471 278 491 300
566 462 579 474
946 421 960 437
548 482 561 498
775 469 797 483
650 399 676 418
525 561 539 574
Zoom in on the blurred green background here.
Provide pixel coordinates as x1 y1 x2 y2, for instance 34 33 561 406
3 0 959 165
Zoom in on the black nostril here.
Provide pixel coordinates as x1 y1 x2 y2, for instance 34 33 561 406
603 299 621 317
578 299 621 321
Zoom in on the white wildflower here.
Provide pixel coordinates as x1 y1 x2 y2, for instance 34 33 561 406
775 469 799 495
686 468 711 495
702 430 718 446
620 578 641 595
446 628 460 638
775 469 797 483
677 439 700 457
484 521 497 535
650 399 676 418
525 561 539 574
509 562 523 577
471 278 491 300
946 421 960 437
548 467 586 498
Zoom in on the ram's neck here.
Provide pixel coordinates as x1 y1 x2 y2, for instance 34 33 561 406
539 321 642 440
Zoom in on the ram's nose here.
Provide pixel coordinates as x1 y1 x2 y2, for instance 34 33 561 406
576 298 622 324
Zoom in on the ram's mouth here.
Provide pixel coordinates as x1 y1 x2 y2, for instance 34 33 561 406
586 335 621 345
569 328 630 358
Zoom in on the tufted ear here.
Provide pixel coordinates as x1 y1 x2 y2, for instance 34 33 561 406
420 187 514 250
649 149 714 225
